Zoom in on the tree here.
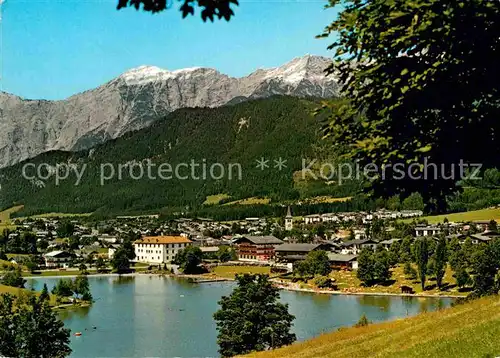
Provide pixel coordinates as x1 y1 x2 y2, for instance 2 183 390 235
110 247 131 274
173 246 203 274
51 279 74 299
213 274 296 357
433 238 448 289
471 246 499 296
403 261 417 280
0 293 71 357
25 257 39 273
1 267 26 288
488 219 498 232
304 250 331 277
357 248 375 285
399 236 413 263
57 221 75 238
373 250 392 283
73 275 92 302
122 238 137 261
217 246 236 263
39 283 50 303
117 0 239 22
387 241 401 267
448 237 465 271
78 263 88 274
21 232 38 254
414 238 429 291
95 257 106 272
320 0 500 211
455 266 471 290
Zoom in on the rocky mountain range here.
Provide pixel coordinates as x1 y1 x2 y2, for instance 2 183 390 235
0 55 338 167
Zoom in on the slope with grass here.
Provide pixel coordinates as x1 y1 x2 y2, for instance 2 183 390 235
245 295 500 358
405 207 500 224
0 205 23 230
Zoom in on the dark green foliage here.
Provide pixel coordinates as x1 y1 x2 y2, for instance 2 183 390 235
95 257 106 272
4 232 38 255
217 246 236 263
320 0 500 212
357 248 375 285
304 250 331 277
387 241 401 266
213 274 296 357
73 275 92 301
403 261 417 280
357 248 391 286
57 221 75 238
0 97 362 216
414 238 429 291
471 241 500 296
1 267 26 288
373 250 392 283
39 284 50 303
455 266 471 290
117 0 238 22
448 237 465 271
111 247 131 273
0 293 71 357
25 257 38 273
433 238 448 289
313 275 333 289
399 236 414 263
293 250 331 278
173 246 203 274
78 263 88 274
51 279 74 298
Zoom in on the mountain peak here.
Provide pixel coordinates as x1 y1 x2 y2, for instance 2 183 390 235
260 55 333 84
0 55 339 168
119 65 217 85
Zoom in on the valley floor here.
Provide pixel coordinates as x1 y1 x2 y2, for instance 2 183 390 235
244 295 500 358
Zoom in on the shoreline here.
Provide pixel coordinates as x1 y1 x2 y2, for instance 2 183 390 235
275 285 463 299
24 273 140 279
25 272 463 299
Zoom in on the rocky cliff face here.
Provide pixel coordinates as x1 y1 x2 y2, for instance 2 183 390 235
0 55 338 167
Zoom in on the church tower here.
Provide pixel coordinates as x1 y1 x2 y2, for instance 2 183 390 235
285 206 293 231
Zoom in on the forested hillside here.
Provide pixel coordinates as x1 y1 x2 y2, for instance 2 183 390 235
0 96 362 216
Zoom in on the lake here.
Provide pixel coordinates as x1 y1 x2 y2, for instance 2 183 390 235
28 275 453 357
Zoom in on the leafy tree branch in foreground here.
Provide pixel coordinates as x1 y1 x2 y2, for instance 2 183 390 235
214 274 296 357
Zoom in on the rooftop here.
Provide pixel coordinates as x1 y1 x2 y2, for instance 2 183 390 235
235 235 283 245
275 243 322 252
135 236 192 245
327 253 358 262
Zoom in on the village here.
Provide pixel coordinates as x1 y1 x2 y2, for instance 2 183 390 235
1 206 498 297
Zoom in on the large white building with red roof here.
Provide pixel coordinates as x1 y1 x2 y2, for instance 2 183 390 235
134 236 192 264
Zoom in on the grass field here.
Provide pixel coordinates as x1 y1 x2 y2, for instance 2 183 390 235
17 212 92 220
223 197 271 206
305 196 353 204
208 265 271 279
0 205 24 230
203 194 232 205
0 284 27 295
245 295 500 358
326 265 465 297
404 207 500 224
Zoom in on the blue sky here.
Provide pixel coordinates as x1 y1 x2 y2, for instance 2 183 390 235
0 0 338 100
